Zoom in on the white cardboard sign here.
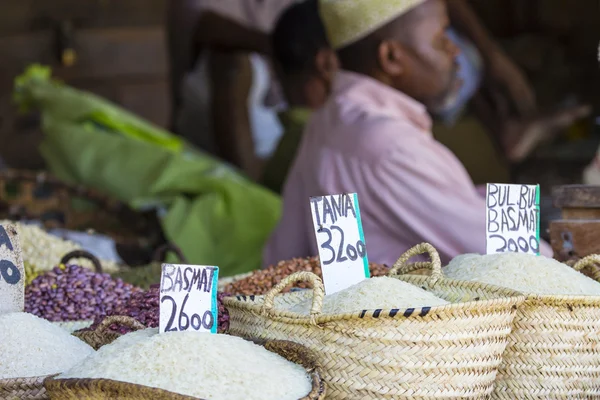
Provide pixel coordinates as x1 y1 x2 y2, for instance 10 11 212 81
310 193 370 295
0 224 24 314
159 264 219 334
486 183 540 255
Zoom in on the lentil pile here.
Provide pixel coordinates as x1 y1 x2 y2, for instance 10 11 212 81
25 264 142 322
223 256 390 295
59 329 312 400
85 285 231 334
0 312 94 379
2 220 120 285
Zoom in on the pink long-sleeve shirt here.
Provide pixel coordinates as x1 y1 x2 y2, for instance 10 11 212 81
263 71 552 267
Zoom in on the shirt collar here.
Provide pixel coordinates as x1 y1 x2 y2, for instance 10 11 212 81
332 70 432 133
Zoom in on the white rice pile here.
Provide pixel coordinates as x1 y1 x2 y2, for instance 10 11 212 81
0 312 94 379
60 329 312 400
287 277 449 315
444 253 600 296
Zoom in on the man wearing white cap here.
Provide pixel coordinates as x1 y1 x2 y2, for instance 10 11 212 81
263 0 553 266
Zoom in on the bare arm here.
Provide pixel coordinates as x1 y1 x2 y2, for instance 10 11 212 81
446 0 536 116
209 51 264 180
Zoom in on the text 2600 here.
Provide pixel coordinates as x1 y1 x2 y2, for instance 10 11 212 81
161 293 214 332
318 225 366 265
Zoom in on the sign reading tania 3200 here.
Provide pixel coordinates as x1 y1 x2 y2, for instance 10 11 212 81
310 193 370 295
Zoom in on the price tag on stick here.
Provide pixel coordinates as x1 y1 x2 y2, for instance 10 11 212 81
0 224 24 314
486 183 540 255
159 264 219 334
310 193 370 295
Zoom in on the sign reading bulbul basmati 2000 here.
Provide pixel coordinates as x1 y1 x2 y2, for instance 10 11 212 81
0 224 24 314
486 183 540 255
310 193 370 295
159 264 219 334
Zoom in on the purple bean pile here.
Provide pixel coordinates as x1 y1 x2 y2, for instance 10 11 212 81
25 264 142 322
87 285 231 334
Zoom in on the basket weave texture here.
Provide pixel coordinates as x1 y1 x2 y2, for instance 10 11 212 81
44 340 326 399
491 254 600 399
0 375 51 400
224 243 525 399
73 316 145 350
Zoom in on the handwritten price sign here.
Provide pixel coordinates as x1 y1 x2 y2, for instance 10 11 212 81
159 264 219 334
310 193 369 295
0 224 24 314
486 183 540 255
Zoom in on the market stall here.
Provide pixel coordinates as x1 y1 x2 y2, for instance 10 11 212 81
1 53 600 399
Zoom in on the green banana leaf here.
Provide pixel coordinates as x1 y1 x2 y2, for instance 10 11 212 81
13 65 281 276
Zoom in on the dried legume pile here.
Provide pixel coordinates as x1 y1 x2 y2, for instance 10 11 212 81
84 285 231 334
224 256 390 295
1 220 120 285
445 253 600 296
287 277 449 315
0 312 94 379
25 264 142 322
60 329 312 400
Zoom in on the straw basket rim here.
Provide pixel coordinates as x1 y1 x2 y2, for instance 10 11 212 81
0 374 54 400
441 253 600 306
223 278 525 325
44 339 326 400
223 243 526 325
72 315 145 350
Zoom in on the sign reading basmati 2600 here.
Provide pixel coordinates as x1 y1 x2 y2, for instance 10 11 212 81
486 184 540 255
310 193 370 296
159 264 219 334
0 224 24 314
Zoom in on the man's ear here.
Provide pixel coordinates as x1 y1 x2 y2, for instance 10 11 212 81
315 48 340 81
377 40 405 77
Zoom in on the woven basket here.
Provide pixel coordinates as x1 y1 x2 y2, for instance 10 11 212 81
491 255 600 399
566 255 600 282
0 169 164 266
73 316 145 350
224 243 525 399
0 375 50 400
44 340 326 399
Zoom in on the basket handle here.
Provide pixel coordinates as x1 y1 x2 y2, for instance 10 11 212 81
572 255 600 281
573 255 600 272
153 243 188 264
388 243 443 284
60 250 103 273
261 271 325 317
97 315 146 334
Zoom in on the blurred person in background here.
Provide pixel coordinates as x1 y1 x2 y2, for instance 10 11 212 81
442 0 590 165
167 0 296 178
260 0 590 194
261 0 337 194
263 0 555 266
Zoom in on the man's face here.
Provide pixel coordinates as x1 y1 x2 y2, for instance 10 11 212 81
393 0 462 111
